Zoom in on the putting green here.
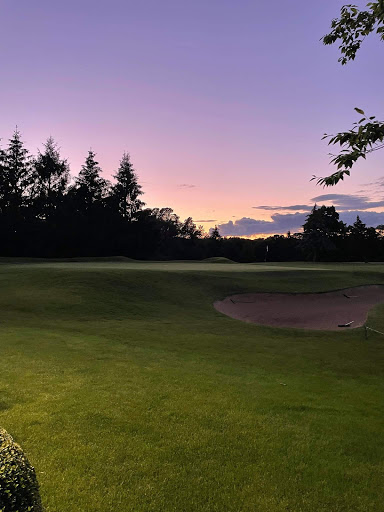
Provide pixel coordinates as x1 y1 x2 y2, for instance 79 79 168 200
0 259 327 272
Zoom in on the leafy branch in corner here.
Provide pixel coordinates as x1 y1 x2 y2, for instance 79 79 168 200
322 2 384 64
313 108 384 186
315 2 384 186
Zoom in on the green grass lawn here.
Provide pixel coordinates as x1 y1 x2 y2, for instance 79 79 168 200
1 260 384 511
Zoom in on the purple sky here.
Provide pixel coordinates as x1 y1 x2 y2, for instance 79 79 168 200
0 0 383 236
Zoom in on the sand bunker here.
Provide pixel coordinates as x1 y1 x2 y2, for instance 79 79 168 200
214 285 384 330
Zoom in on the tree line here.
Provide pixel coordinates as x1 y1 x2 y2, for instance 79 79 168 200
0 129 205 258
200 207 384 264
1 129 383 262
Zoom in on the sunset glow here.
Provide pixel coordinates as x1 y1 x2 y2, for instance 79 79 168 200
1 0 383 237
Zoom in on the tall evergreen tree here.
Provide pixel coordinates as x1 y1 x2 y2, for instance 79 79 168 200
73 150 109 211
348 216 377 240
0 141 5 170
210 226 221 240
32 137 70 219
0 141 6 213
2 129 32 213
111 153 144 220
347 215 378 261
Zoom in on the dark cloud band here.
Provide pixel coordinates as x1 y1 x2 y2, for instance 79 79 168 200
254 193 384 213
217 211 384 237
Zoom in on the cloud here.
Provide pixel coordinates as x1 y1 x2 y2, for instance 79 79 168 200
254 194 384 213
178 183 196 189
216 210 384 237
217 213 307 236
255 204 312 211
339 210 384 226
360 176 384 188
311 193 384 210
196 219 216 223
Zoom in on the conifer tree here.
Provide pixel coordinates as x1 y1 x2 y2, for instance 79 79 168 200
0 141 6 213
348 216 377 240
74 150 109 211
32 137 70 219
210 226 221 240
0 141 5 170
2 128 32 212
111 153 144 220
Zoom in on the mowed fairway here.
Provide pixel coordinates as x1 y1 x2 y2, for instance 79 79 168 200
1 260 384 511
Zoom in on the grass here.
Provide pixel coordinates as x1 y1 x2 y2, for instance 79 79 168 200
1 260 384 511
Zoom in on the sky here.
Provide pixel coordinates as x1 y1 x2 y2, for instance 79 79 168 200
0 0 383 236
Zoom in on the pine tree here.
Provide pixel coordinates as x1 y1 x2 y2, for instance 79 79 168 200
74 150 109 211
111 153 144 220
0 140 6 213
210 226 221 240
0 141 5 170
32 137 70 219
349 216 377 240
3 128 32 213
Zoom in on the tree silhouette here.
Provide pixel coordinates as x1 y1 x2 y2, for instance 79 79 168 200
180 217 202 239
0 127 383 261
346 215 378 261
2 128 32 213
110 153 144 220
32 137 70 220
302 205 345 261
210 226 221 240
72 150 109 212
349 216 374 239
0 140 6 213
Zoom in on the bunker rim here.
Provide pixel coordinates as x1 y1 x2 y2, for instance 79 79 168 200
228 290 384 335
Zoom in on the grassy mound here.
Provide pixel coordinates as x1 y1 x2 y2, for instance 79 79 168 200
0 428 42 512
0 256 135 264
202 256 237 264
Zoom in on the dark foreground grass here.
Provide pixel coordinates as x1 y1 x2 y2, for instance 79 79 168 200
1 262 384 511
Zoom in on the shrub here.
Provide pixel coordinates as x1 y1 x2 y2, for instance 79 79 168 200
0 428 43 511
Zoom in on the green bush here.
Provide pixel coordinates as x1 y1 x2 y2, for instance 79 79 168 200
0 428 43 512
